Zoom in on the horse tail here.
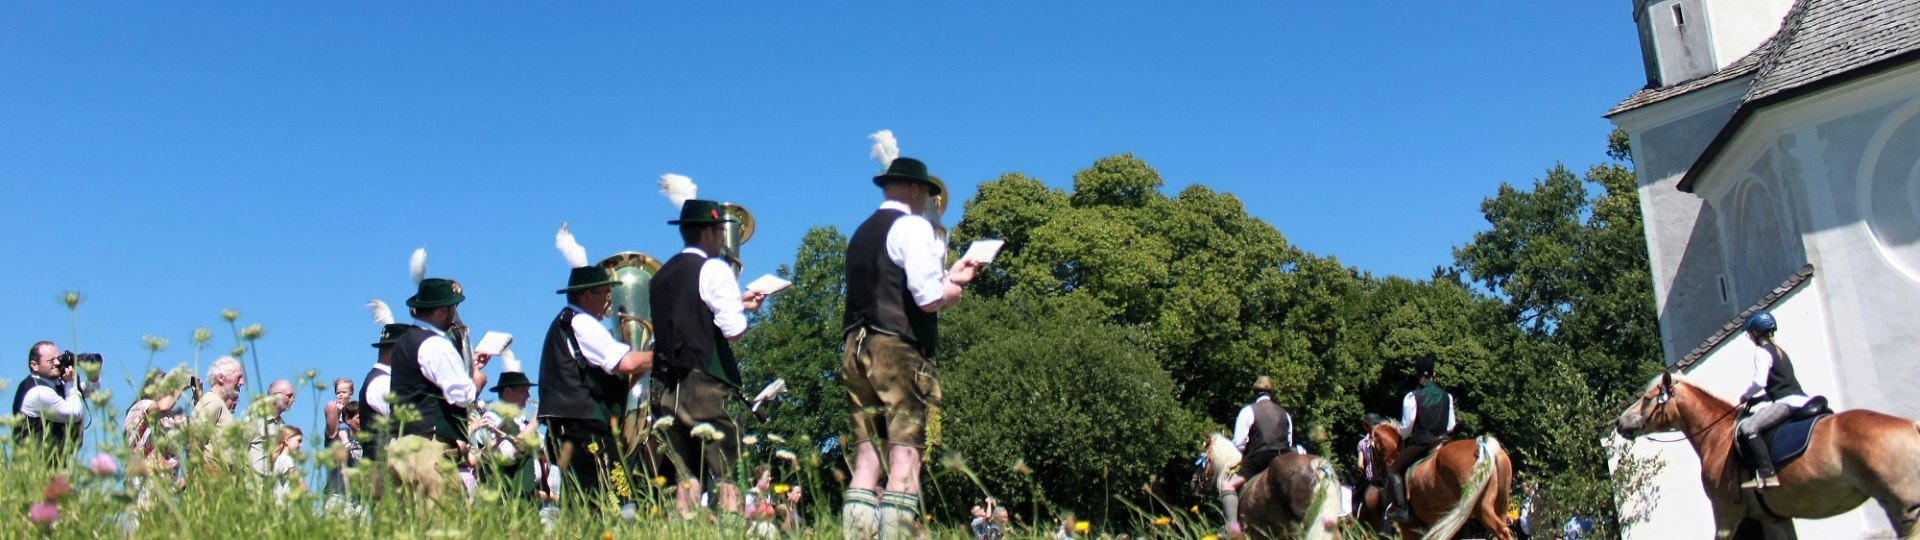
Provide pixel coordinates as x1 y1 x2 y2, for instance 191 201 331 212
1421 436 1502 540
1299 457 1345 540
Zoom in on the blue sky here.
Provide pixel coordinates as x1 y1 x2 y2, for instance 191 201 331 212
0 3 1646 445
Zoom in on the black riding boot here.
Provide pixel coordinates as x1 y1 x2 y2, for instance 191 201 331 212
1738 433 1779 489
1387 473 1411 523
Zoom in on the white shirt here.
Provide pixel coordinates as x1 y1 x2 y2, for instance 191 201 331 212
1750 345 1811 408
1399 388 1457 438
1230 395 1290 452
18 376 83 422
880 200 950 308
364 363 392 415
410 319 478 407
567 304 634 374
681 247 749 339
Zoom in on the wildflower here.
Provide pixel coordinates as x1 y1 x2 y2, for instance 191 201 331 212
222 309 239 322
775 449 797 461
141 335 169 353
241 324 264 341
87 389 113 406
652 416 674 430
1201 536 1219 540
773 484 790 495
690 423 718 441
76 361 101 380
0 415 22 429
44 474 72 501
1076 521 1090 534
193 328 212 345
939 453 967 472
741 434 759 446
62 291 83 310
1011 458 1032 476
487 401 523 419
1154 517 1172 526
303 369 318 380
313 380 328 391
88 453 119 476
653 476 668 486
767 434 785 444
601 532 613 540
28 502 57 525
1190 505 1199 514
0 378 11 392
230 346 247 358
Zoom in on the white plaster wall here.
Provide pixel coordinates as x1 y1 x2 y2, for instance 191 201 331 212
1701 0 1793 70
1648 0 1718 84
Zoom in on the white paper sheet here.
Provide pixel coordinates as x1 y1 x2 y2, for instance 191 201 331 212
474 331 513 357
962 239 1005 264
745 274 792 295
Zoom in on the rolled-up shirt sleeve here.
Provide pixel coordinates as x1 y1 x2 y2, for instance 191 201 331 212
24 384 84 423
886 212 947 309
418 336 477 407
698 257 750 339
571 310 634 373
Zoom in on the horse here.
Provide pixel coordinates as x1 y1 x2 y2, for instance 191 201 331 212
1614 371 1920 539
1360 419 1513 540
1204 433 1344 540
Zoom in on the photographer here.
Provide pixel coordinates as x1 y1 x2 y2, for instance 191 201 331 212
11 341 98 463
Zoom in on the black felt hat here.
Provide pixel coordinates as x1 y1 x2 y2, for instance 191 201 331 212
489 371 535 393
872 157 941 196
406 278 465 309
557 266 621 294
371 323 411 349
668 199 736 226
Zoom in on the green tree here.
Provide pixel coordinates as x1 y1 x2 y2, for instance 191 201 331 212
739 227 851 463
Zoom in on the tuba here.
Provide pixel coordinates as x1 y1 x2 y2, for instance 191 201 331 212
598 252 663 459
926 176 950 247
717 203 755 275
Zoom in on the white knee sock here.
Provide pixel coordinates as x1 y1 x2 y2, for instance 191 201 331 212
878 491 920 540
841 488 879 540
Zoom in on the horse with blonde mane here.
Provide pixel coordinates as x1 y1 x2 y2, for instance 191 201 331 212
1359 420 1512 540
1205 432 1344 540
1615 371 1920 539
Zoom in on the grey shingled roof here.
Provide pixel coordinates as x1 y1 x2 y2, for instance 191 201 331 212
1606 43 1773 117
1673 264 1815 372
1744 0 1920 103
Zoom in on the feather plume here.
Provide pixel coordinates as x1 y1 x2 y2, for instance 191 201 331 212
409 248 427 284
659 174 697 209
868 130 898 169
555 222 588 268
367 300 394 326
500 349 522 374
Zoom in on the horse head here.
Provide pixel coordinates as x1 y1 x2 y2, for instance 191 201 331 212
1616 371 1685 439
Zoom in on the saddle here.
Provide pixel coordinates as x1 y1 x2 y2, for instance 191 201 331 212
1732 396 1833 471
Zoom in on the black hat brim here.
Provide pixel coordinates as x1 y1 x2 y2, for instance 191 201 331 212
555 279 622 294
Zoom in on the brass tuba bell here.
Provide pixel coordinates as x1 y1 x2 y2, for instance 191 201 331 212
597 252 664 349
926 176 950 245
717 202 755 274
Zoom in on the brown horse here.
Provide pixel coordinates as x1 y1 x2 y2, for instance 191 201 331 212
1205 433 1344 540
1361 421 1513 540
1615 371 1920 539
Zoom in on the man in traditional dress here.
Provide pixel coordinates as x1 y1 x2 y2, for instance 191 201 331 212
388 276 485 449
1220 375 1293 533
840 156 979 539
1388 355 1455 523
540 223 654 517
357 304 410 461
651 198 765 516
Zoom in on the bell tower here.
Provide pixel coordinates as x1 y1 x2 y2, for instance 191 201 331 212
1633 0 1794 86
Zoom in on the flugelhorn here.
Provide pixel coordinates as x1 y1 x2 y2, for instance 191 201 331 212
717 202 755 275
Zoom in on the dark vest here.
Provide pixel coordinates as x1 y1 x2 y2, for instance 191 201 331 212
844 208 940 358
1759 343 1806 402
1244 397 1291 458
651 252 741 388
388 325 469 445
357 365 390 459
539 306 629 421
11 376 80 451
1407 382 1453 446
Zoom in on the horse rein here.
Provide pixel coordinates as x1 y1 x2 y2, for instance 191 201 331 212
1641 389 1742 443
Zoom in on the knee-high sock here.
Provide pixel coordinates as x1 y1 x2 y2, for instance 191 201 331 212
1221 491 1241 526
842 488 879 540
878 491 920 540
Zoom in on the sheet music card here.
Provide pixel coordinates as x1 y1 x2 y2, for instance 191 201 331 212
962 239 1005 264
475 331 513 357
746 274 792 295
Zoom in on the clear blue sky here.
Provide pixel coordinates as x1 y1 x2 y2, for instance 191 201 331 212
0 3 1645 446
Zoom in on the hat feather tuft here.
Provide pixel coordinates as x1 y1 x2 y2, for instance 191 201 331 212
367 299 394 326
659 174 697 209
409 248 427 284
500 349 522 374
555 222 588 268
868 130 898 169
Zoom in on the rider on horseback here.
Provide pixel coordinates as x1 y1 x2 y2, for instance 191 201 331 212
1222 375 1293 533
1736 310 1810 490
1389 355 1455 524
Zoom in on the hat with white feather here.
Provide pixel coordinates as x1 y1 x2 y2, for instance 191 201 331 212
554 222 621 294
659 173 735 226
869 130 939 195
366 299 411 348
404 247 466 309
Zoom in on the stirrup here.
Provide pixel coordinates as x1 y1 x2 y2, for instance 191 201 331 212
1739 474 1780 490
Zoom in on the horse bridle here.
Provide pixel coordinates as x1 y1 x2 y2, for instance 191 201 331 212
1641 381 1741 443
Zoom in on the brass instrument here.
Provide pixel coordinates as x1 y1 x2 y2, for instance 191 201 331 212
927 176 950 247
717 203 755 275
598 251 664 458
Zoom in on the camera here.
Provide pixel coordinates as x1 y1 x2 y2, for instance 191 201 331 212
55 351 104 370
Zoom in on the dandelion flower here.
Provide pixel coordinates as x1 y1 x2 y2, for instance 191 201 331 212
222 309 240 322
653 476 668 486
1154 517 1172 526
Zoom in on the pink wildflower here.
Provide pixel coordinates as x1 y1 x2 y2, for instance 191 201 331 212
88 452 119 476
28 502 57 525
43 475 71 501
